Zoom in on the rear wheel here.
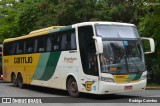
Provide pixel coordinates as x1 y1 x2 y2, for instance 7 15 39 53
67 77 80 97
17 73 24 88
11 73 17 87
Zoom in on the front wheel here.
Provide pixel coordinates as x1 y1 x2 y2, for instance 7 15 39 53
67 77 80 97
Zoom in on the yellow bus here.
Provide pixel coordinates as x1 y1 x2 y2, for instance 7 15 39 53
3 22 155 97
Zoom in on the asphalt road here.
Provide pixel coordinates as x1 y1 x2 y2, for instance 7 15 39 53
0 80 160 106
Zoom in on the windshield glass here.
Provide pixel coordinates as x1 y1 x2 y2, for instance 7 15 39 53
96 25 139 38
100 40 145 74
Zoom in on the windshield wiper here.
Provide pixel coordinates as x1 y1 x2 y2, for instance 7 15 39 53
128 57 140 73
125 49 141 73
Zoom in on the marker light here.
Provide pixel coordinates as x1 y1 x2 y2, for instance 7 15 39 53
109 67 117 71
141 75 147 80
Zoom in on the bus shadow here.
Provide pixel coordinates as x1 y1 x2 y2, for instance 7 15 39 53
7 84 140 102
23 85 69 96
0 80 11 83
80 93 139 99
73 94 140 103
22 85 140 100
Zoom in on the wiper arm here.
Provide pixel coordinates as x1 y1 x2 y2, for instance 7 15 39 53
125 47 140 73
125 50 140 73
128 57 140 73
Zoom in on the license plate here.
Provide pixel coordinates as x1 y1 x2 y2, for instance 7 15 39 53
124 86 132 90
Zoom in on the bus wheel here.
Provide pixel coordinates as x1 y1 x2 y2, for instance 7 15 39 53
17 73 24 88
11 73 17 87
67 77 80 97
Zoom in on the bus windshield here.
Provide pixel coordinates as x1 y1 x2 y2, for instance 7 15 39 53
95 25 139 38
95 24 145 74
100 40 145 74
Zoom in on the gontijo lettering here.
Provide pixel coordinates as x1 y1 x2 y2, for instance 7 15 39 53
14 57 33 64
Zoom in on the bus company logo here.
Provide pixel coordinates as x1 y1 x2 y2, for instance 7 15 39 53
2 98 11 103
83 81 94 91
14 57 33 64
63 57 77 63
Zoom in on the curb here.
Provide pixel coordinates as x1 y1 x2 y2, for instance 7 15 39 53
146 87 160 90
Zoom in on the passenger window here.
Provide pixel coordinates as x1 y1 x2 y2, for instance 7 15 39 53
47 34 60 52
71 33 76 49
25 39 35 53
61 34 67 50
16 41 24 54
10 43 16 55
4 43 16 56
60 29 76 51
46 29 77 52
37 37 46 52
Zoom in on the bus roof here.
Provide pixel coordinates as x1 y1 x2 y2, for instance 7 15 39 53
3 21 135 43
29 26 64 34
3 26 64 43
74 21 135 27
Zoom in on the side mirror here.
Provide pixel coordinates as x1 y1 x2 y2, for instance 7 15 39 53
93 36 103 54
141 37 155 54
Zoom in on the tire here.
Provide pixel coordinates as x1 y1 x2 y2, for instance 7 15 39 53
11 73 17 87
67 77 80 97
17 73 24 88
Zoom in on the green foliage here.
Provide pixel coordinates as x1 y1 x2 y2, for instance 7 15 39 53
17 1 39 35
138 1 160 79
0 0 143 40
0 0 19 41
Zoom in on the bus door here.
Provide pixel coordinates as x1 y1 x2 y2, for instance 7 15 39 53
78 26 99 93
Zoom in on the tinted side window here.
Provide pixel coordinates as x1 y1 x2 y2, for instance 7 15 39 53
61 33 67 50
47 29 76 52
37 37 46 52
60 29 76 51
25 39 35 53
4 42 16 56
47 34 60 52
16 41 24 54
4 43 8 56
70 32 76 49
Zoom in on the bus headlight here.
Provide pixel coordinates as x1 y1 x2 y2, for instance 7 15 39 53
100 76 115 82
141 75 147 80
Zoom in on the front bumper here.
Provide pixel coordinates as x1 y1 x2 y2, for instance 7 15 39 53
98 79 146 94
